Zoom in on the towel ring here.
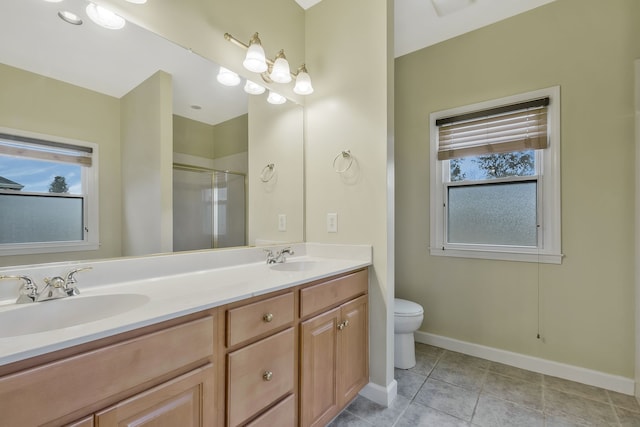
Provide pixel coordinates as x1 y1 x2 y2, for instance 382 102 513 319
260 163 276 182
333 150 353 173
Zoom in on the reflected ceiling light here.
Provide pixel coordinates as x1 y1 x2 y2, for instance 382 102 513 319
125 0 148 3
267 91 286 105
269 50 292 84
86 3 126 30
58 11 83 25
216 67 241 86
293 64 313 95
242 33 268 73
43 0 64 3
431 0 475 16
224 32 314 97
244 80 266 95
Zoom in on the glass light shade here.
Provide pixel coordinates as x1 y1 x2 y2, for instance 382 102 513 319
270 57 292 83
244 80 265 95
216 67 241 86
243 43 268 73
267 91 286 105
293 71 314 95
86 3 125 30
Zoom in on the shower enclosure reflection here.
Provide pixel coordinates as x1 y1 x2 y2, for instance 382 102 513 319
173 167 246 251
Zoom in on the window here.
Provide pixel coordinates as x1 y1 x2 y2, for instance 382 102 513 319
0 130 99 255
429 87 562 263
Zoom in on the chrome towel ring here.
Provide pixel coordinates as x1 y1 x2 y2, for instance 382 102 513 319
333 150 353 173
260 163 276 182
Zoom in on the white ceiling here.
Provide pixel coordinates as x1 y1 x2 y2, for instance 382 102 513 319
296 0 557 58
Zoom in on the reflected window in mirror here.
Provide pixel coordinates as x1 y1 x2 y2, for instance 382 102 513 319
0 132 99 256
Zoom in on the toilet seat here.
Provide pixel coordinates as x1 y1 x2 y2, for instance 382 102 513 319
394 298 424 317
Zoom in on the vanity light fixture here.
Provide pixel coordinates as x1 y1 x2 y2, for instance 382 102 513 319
58 11 83 25
224 32 314 96
244 80 266 95
86 3 126 30
267 91 286 105
216 66 241 86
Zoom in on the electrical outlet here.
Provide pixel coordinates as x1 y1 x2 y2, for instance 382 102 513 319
278 214 287 232
327 213 338 233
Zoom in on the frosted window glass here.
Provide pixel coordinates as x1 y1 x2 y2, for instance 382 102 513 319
447 181 537 246
0 194 83 243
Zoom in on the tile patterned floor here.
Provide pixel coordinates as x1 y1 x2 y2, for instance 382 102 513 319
328 344 640 427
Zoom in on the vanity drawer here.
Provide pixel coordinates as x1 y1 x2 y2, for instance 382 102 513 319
245 394 296 427
226 292 294 347
300 269 367 318
227 327 295 426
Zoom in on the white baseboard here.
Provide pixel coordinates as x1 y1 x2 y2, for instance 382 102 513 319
359 379 398 407
415 331 635 396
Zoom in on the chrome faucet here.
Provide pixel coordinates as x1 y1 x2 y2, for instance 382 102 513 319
0 267 92 304
264 247 294 264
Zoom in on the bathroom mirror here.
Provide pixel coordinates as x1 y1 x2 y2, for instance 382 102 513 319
0 0 304 267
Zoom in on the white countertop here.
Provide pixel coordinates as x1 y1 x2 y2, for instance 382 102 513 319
0 244 371 367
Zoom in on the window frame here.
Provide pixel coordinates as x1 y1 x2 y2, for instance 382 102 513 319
0 128 99 256
429 86 562 264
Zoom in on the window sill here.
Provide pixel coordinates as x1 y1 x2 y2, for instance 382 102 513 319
0 242 99 257
429 247 563 264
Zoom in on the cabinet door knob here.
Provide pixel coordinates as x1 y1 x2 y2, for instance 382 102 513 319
337 319 350 330
263 371 273 381
263 313 274 323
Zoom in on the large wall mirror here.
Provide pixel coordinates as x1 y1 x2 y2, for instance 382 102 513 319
0 0 304 267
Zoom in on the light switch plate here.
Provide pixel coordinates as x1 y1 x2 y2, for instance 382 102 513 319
278 214 287 232
327 213 338 233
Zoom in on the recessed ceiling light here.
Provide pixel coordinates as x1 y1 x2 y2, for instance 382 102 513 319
58 10 83 25
190 105 202 110
86 3 126 30
431 0 475 17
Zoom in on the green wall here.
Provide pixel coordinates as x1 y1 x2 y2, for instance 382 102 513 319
173 114 248 160
395 0 640 378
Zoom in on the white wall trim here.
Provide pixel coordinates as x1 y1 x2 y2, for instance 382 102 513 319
415 331 635 395
359 379 398 407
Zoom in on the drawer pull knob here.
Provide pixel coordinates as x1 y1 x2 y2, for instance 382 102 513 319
263 371 273 381
263 313 274 323
337 320 349 330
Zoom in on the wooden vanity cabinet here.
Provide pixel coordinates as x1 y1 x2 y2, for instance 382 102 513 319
0 312 217 427
299 270 369 427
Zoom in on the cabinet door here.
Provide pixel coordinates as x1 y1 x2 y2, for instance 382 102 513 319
299 307 340 427
65 415 94 427
95 364 214 427
338 295 369 406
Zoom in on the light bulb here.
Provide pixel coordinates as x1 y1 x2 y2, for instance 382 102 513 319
267 91 286 105
216 67 241 86
269 50 291 84
86 3 126 30
294 69 314 95
244 80 265 95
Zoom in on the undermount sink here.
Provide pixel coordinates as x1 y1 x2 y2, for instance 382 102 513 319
270 260 319 272
0 293 150 338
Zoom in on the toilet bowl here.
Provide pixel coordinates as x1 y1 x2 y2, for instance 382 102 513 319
394 298 424 369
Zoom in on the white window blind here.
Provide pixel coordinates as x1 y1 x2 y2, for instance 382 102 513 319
436 98 549 161
0 133 93 166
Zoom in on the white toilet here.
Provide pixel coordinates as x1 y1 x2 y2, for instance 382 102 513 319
394 298 424 369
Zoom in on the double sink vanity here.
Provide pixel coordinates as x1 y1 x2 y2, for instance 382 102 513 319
0 243 371 426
